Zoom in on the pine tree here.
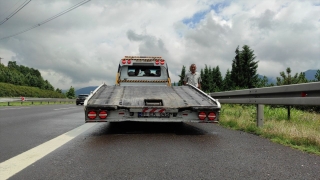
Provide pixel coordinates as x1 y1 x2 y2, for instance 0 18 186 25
240 45 259 88
201 65 210 92
230 46 242 88
223 69 233 91
211 66 223 92
276 67 308 85
230 45 259 89
207 66 213 92
256 76 269 88
178 65 186 86
215 66 223 91
297 72 308 83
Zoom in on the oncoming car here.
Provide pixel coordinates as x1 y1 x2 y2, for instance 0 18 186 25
76 94 89 105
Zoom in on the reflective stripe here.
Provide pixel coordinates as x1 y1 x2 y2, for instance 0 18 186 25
142 108 165 113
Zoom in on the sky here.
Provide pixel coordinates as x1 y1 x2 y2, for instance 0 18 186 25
0 0 319 90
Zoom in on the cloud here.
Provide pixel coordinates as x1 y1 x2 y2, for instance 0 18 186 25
0 0 319 90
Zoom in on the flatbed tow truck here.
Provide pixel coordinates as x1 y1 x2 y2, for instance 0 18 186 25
84 56 221 123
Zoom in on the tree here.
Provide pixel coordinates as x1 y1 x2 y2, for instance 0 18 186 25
201 65 210 92
256 76 269 88
222 69 233 91
30 68 41 77
8 61 18 70
0 65 5 82
211 66 223 92
66 86 75 99
178 65 186 86
55 88 62 93
240 45 259 88
315 69 320 81
230 46 242 88
230 45 259 89
276 67 308 85
297 72 308 83
43 80 54 91
207 66 214 92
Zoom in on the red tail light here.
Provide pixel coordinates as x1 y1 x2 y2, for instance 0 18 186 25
208 112 216 121
99 111 108 119
160 60 165 65
122 59 126 64
88 111 97 120
198 112 206 120
127 60 131 64
155 60 159 65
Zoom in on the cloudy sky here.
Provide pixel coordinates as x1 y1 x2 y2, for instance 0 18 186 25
0 0 319 90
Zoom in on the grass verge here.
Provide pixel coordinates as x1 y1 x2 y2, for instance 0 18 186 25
219 104 320 155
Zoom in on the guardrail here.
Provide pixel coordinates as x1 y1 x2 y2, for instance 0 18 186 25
209 82 320 127
0 97 75 106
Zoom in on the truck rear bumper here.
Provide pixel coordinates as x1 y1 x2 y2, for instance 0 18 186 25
85 109 220 123
85 118 218 123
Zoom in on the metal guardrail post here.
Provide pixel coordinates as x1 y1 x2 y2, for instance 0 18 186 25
257 104 264 127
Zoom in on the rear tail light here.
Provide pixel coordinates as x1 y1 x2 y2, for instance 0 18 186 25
99 111 108 119
198 112 206 120
88 111 97 120
155 60 159 65
122 59 133 65
160 60 165 65
208 112 216 121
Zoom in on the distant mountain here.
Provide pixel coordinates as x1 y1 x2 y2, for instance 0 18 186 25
258 69 318 85
304 69 318 81
75 86 98 96
257 75 277 84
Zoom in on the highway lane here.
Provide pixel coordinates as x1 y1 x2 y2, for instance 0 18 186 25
0 104 85 163
1 106 320 179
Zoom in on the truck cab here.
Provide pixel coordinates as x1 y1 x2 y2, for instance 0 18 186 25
115 56 171 86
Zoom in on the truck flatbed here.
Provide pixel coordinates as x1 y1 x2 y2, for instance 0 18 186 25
87 84 219 110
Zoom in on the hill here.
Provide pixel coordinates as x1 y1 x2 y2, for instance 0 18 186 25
259 69 318 85
304 69 318 81
75 86 98 96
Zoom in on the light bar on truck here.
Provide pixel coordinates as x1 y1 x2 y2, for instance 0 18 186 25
120 57 166 66
124 56 162 59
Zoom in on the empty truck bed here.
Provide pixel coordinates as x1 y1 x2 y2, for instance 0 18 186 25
86 84 219 110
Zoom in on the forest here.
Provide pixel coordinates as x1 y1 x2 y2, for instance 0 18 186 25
176 45 320 92
0 61 68 98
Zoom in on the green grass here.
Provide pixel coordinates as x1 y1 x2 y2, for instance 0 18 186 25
219 104 320 155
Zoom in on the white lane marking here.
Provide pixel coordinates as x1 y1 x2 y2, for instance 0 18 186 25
0 123 97 180
0 107 31 110
53 107 77 110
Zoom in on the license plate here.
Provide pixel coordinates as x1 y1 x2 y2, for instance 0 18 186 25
138 112 170 118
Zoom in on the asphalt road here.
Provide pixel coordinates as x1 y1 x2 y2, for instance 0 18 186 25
0 104 319 180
